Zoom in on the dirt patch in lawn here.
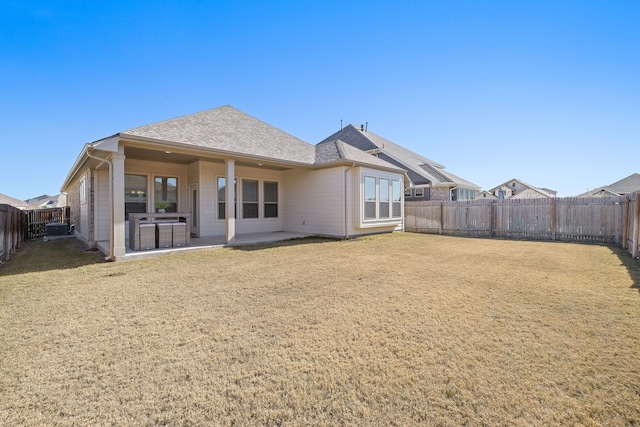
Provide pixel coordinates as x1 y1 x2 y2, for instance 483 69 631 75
1 233 639 426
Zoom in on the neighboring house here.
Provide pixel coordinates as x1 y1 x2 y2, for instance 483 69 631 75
576 173 640 198
478 179 557 200
475 190 498 200
24 194 67 208
0 193 30 209
319 124 479 201
61 106 406 260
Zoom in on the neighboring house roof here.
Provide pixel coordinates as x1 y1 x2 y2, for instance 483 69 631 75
318 124 479 189
315 139 406 170
576 173 640 197
488 179 556 198
24 194 67 208
0 193 30 209
607 173 640 194
24 194 50 205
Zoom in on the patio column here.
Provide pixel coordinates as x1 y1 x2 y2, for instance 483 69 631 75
111 152 126 258
225 159 236 244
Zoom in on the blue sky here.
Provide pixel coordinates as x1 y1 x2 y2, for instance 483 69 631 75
1 0 638 199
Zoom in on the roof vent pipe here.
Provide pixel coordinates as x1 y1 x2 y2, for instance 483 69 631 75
365 122 368 132
360 124 364 131
340 119 343 130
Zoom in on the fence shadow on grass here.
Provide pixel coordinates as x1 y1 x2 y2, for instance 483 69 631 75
0 238 106 276
611 245 640 293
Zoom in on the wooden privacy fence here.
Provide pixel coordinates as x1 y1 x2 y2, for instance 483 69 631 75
27 207 70 239
0 204 28 263
405 193 640 257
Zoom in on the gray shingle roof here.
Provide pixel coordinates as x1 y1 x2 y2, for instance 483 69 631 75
606 173 640 194
121 105 317 164
319 124 478 188
0 193 30 208
577 173 640 197
315 140 405 171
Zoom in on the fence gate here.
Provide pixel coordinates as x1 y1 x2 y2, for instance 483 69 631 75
27 207 70 239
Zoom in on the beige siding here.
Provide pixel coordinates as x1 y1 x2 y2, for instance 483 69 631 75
512 188 547 199
283 167 346 237
95 169 110 241
198 161 225 237
188 161 286 237
187 161 201 236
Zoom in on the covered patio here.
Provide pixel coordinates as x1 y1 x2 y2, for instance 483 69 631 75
106 231 314 261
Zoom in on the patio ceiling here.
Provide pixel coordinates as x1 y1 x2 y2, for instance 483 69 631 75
123 146 291 171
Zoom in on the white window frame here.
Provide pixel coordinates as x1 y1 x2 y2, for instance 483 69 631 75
216 176 236 221
392 180 402 218
415 188 424 197
79 176 87 205
124 173 149 220
364 176 377 220
379 178 390 219
216 176 280 221
153 175 178 213
263 181 279 219
241 178 260 220
361 171 404 225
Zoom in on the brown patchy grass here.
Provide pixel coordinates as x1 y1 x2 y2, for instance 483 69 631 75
1 233 639 426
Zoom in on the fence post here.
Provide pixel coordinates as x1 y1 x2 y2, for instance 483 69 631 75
439 201 443 235
633 192 640 259
622 195 629 249
488 200 494 237
551 197 557 241
4 206 11 262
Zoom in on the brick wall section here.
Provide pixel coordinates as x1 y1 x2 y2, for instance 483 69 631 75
430 187 451 201
67 179 82 234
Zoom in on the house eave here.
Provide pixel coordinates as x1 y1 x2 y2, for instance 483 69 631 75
118 133 317 169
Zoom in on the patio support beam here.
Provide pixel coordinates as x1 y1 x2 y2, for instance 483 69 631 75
225 159 236 244
111 152 126 258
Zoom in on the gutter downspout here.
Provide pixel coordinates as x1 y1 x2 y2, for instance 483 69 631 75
86 144 115 261
344 163 355 238
450 186 458 202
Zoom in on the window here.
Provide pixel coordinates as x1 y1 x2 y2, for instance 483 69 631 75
456 188 475 201
404 188 412 198
392 180 402 218
125 174 147 220
154 176 177 213
364 176 377 219
242 179 259 219
363 176 403 221
217 177 237 220
264 181 278 218
379 178 390 218
415 188 424 197
79 177 87 204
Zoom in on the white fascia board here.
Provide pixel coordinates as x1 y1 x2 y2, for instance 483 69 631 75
92 135 120 152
